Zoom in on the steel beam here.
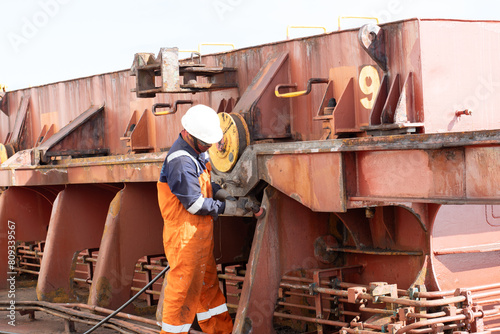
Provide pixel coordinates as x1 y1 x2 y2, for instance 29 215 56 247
352 146 500 204
233 187 330 334
0 187 56 288
37 184 119 302
0 152 165 187
88 182 164 311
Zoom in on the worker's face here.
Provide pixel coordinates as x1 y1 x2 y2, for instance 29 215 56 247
196 137 212 152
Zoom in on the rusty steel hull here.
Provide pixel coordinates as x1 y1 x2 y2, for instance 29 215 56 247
0 18 499 333
3 19 500 154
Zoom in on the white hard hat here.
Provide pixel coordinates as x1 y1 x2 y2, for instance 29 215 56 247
181 105 223 144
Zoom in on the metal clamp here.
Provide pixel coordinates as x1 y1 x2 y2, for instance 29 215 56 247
308 282 318 296
275 78 328 98
152 100 193 116
408 287 419 300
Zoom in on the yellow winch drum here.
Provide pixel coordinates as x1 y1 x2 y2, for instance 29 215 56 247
208 112 250 173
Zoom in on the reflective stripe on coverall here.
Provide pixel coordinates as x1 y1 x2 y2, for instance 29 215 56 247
157 150 233 334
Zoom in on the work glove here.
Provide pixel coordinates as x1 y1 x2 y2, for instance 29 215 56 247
214 188 236 202
223 198 247 216
223 197 265 219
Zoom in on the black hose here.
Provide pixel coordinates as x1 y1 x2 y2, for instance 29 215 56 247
83 264 170 334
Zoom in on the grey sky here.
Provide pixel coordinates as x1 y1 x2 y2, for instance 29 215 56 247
1 0 499 91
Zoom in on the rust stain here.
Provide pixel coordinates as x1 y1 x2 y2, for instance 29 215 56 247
108 191 123 218
92 276 113 307
36 286 74 304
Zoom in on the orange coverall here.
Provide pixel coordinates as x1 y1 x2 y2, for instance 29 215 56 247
157 150 233 334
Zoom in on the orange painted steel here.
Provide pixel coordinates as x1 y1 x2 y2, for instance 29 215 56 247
0 18 499 334
36 184 120 303
431 204 500 290
0 152 165 186
233 187 332 334
0 187 57 288
88 182 164 311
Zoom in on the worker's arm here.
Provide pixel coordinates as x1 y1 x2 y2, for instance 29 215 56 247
212 182 223 196
165 156 225 218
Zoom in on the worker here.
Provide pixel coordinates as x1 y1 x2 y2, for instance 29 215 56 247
157 104 234 334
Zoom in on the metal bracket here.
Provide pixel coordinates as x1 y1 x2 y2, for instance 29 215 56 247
275 78 328 98
7 94 30 151
120 109 156 153
152 100 193 116
308 282 318 296
131 47 237 98
369 282 397 303
34 104 108 164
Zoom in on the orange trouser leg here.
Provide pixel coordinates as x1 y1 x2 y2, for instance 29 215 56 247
196 253 233 334
161 217 212 334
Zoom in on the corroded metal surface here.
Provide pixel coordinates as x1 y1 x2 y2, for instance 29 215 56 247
0 152 166 186
0 187 56 289
88 182 164 311
37 184 119 303
262 152 345 212
233 187 331 334
1 19 500 162
212 130 500 205
34 104 106 164
0 300 160 333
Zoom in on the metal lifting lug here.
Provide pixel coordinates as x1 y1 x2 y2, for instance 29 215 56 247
358 23 387 72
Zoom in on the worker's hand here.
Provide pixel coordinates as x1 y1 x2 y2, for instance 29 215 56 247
244 199 260 213
223 198 248 216
214 188 236 202
244 199 266 219
223 197 265 218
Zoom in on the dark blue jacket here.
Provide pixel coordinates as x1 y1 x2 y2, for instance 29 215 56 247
159 134 225 218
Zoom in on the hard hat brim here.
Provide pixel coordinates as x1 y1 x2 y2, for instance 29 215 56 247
181 116 223 144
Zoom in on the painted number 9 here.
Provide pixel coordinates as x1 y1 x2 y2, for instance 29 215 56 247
359 65 380 109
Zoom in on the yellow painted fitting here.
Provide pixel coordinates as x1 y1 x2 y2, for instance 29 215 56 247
153 110 174 116
0 144 8 163
286 26 327 39
337 16 379 30
0 144 15 163
275 89 308 98
209 112 249 173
